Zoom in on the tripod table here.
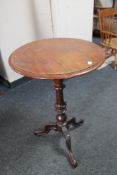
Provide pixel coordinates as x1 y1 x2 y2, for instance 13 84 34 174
9 38 105 168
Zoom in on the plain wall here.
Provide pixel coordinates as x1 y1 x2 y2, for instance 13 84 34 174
0 0 52 82
51 0 94 41
0 0 94 82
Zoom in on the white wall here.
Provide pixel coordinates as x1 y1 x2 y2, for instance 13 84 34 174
30 0 53 39
0 0 52 82
0 0 94 82
51 0 94 41
0 0 35 82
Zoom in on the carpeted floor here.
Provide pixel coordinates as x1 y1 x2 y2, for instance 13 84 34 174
0 66 117 175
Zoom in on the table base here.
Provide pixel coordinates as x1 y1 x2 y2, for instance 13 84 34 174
34 79 84 168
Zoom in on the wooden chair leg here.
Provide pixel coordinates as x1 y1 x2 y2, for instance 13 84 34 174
114 53 117 70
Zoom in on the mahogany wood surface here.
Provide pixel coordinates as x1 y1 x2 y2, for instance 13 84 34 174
9 38 105 79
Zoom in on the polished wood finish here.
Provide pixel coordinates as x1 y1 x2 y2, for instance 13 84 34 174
98 8 117 69
9 38 105 79
9 38 105 168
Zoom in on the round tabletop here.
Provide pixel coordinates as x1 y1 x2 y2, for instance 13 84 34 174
9 38 105 80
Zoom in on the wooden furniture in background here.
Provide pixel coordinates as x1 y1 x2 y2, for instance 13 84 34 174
9 38 105 168
98 8 117 68
93 0 116 37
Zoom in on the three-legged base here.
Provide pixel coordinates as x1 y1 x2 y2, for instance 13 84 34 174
34 79 83 168
34 117 83 168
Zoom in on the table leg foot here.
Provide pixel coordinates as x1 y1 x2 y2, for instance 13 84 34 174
34 119 83 168
61 126 78 168
34 123 57 136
